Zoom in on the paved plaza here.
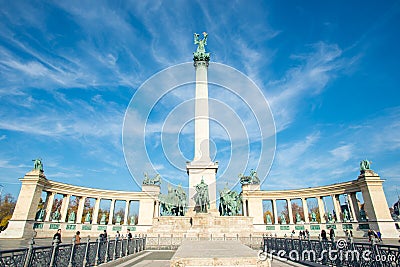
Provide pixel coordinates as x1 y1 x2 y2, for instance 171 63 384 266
108 251 304 267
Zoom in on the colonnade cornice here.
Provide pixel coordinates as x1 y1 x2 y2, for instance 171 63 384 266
42 179 156 200
244 179 362 199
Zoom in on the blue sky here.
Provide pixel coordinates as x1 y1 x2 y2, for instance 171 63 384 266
0 1 400 207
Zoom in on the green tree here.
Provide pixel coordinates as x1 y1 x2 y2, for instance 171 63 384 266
0 194 16 230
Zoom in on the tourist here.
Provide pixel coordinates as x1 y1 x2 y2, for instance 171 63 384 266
100 230 107 242
377 231 382 242
321 230 328 241
329 228 335 242
305 229 310 239
53 229 62 243
75 231 81 244
127 229 132 240
116 230 120 240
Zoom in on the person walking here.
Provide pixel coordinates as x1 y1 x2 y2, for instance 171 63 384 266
329 228 335 242
321 230 328 241
74 231 81 244
127 229 132 240
53 229 62 243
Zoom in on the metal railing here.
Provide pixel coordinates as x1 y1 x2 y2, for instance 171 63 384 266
0 236 146 267
145 234 263 250
262 236 400 267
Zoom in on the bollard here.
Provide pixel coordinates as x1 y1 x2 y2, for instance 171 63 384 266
68 237 76 267
23 238 35 267
94 238 101 266
104 236 110 263
83 236 90 267
49 237 60 267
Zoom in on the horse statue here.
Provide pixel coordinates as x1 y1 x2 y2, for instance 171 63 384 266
143 173 161 186
360 160 371 172
239 169 260 185
219 189 242 216
32 158 44 172
159 184 187 216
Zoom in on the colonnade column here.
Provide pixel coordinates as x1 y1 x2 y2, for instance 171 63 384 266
242 198 247 216
92 198 101 224
317 197 326 223
332 194 342 222
60 194 71 222
155 200 160 217
76 196 86 224
108 199 115 225
124 200 130 225
349 193 360 222
272 200 278 224
302 198 309 223
44 192 55 222
287 199 293 224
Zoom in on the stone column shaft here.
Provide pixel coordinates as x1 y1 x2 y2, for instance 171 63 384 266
76 196 86 224
124 200 130 225
287 199 293 224
302 198 309 223
92 198 101 224
272 200 278 224
60 194 70 222
45 192 55 222
108 199 115 225
349 193 360 222
332 194 342 222
318 197 326 223
193 61 210 162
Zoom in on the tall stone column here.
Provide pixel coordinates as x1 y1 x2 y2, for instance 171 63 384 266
358 169 398 237
92 198 101 224
60 194 71 222
287 199 294 224
76 196 86 224
317 197 326 223
332 194 342 222
242 197 247 216
187 34 218 210
44 191 55 222
0 169 47 238
108 199 115 225
272 200 278 224
302 198 309 223
124 200 130 225
349 193 360 222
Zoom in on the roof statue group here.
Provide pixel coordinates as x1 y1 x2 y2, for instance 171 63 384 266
193 32 210 61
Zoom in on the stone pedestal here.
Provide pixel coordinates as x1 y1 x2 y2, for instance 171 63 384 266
0 170 47 238
357 170 398 238
138 185 160 226
187 161 218 209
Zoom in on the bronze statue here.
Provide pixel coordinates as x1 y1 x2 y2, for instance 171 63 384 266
160 184 187 216
239 169 260 185
32 158 44 172
193 32 210 61
194 178 210 213
143 173 161 186
219 187 242 216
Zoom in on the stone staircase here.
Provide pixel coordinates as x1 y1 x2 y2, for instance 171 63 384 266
146 211 256 237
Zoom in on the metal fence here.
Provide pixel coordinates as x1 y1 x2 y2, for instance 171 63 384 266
0 236 146 267
145 234 263 250
262 236 400 267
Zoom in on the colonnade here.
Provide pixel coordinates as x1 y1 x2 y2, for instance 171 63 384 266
241 169 398 238
259 192 360 225
1 169 160 238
